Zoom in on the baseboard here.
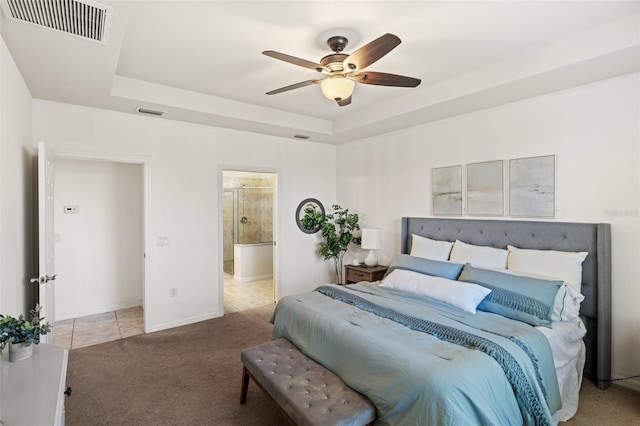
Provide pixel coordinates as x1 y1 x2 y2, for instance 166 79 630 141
233 273 273 283
145 311 222 333
612 375 640 392
56 299 142 322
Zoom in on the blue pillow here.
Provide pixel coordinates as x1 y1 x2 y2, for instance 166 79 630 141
458 264 563 327
386 253 464 281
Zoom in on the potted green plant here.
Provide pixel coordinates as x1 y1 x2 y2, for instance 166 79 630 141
302 204 361 284
0 304 51 362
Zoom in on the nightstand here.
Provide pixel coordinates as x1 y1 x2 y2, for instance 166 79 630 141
345 264 388 284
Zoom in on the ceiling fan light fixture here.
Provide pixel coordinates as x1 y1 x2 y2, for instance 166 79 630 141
263 33 419 106
320 76 355 101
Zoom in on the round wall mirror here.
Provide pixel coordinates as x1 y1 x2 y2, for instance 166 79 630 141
295 198 325 234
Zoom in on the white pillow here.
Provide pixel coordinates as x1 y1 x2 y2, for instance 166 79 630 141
449 240 508 269
507 245 588 294
553 283 585 322
380 269 491 314
410 234 453 261
469 264 584 322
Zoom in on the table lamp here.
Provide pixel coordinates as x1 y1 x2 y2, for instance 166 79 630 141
361 228 381 267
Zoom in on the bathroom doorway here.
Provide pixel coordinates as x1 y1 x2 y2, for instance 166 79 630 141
222 170 276 312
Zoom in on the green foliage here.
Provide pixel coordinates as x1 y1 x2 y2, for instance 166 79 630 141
300 203 326 232
0 304 51 353
302 204 361 283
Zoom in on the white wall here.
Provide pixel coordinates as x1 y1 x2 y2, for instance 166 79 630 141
337 73 640 389
32 100 337 332
54 158 143 320
0 36 34 317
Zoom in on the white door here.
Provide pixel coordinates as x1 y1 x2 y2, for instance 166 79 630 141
31 142 57 343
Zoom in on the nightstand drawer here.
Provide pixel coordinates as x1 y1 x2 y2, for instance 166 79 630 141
347 268 372 283
345 265 388 284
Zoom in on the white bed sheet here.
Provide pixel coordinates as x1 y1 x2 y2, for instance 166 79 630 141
536 318 587 423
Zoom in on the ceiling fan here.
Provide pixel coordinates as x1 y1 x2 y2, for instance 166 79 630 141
263 33 421 107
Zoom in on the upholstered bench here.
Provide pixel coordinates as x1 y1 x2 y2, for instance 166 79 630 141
240 338 376 426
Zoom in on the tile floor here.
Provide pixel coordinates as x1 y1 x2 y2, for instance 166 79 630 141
54 306 144 350
53 275 273 350
224 273 274 313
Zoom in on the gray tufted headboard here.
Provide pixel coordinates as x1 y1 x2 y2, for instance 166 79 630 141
401 217 612 389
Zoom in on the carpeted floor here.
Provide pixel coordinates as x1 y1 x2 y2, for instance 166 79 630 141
66 303 286 425
66 303 639 425
567 380 640 425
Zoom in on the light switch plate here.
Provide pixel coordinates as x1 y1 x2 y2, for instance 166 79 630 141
63 205 79 214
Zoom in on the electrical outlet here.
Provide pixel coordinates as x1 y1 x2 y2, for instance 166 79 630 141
169 287 177 297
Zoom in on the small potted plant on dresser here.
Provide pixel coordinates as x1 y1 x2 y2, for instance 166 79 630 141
0 304 51 362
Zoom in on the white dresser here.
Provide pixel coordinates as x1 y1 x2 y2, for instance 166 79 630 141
0 344 69 425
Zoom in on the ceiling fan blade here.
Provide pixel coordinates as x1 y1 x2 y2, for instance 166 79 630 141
266 79 323 95
336 96 352 107
343 33 401 72
263 51 326 73
354 72 421 87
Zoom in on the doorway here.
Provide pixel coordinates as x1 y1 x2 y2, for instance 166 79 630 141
52 156 147 349
222 170 276 312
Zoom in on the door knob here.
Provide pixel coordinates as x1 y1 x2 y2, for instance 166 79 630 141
29 275 58 285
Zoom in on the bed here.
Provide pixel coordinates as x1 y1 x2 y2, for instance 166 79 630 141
271 218 611 425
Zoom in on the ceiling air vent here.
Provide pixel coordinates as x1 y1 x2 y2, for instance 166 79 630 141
136 107 165 117
0 0 112 44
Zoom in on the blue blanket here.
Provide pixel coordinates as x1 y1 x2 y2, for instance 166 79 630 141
271 283 561 426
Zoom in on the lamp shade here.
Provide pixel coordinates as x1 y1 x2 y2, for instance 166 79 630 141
361 228 381 250
320 76 355 101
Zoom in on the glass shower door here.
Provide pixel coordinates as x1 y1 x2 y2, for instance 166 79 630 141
222 189 235 274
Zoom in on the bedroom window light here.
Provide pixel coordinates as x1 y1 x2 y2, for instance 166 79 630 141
361 228 382 267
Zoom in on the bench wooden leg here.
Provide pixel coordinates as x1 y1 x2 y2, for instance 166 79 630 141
240 366 250 404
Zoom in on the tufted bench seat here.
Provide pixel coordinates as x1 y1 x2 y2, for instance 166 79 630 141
240 338 376 426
